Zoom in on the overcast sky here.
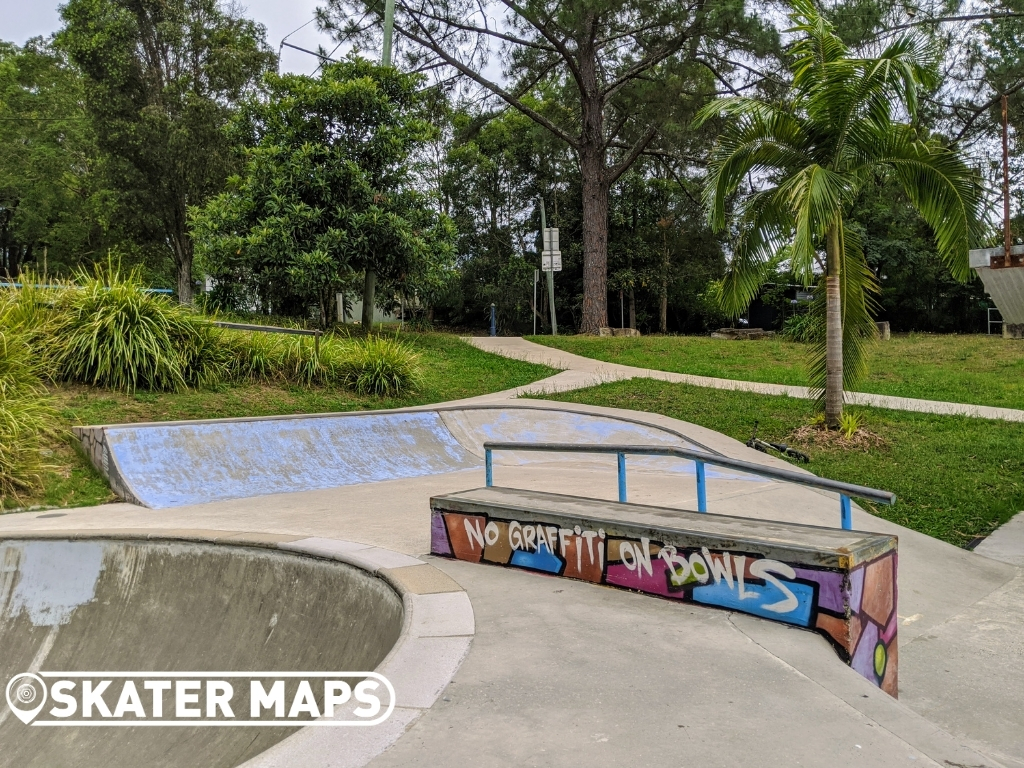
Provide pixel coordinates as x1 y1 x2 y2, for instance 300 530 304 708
0 0 339 74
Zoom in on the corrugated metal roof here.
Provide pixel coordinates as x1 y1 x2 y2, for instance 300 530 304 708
977 266 1024 324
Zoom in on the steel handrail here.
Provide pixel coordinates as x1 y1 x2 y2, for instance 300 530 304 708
482 441 895 531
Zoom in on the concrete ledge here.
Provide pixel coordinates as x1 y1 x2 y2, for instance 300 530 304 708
430 486 897 696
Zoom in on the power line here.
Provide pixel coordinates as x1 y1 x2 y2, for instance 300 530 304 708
281 42 339 63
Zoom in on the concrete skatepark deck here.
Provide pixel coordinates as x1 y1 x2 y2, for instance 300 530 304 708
2 397 1022 767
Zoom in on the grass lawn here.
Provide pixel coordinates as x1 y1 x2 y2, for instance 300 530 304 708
10 333 555 513
528 333 1024 410
535 378 1024 547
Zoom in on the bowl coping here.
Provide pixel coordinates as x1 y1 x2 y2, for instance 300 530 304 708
0 529 474 768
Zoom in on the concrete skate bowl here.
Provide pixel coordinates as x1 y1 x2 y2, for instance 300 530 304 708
0 537 404 768
74 405 717 509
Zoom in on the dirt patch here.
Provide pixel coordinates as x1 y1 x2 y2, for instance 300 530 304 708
788 423 888 452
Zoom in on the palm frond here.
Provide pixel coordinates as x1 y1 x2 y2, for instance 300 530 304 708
776 164 852 273
875 129 983 280
719 188 794 316
699 104 812 230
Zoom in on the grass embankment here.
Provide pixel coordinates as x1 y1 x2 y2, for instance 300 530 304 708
529 333 1024 410
537 379 1024 547
12 333 555 512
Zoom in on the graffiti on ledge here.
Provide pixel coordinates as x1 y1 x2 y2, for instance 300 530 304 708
430 509 897 696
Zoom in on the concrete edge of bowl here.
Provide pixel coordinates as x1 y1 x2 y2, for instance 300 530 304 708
0 529 475 768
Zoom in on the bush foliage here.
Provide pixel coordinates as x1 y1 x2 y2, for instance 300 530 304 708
51 263 201 391
0 291 56 500
2 264 423 401
340 335 422 397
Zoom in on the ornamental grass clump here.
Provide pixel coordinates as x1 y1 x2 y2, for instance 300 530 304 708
1 272 66 381
51 262 197 392
0 299 56 500
225 331 287 383
284 335 347 387
341 335 421 397
176 317 232 389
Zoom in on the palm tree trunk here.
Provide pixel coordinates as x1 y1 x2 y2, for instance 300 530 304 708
824 224 843 427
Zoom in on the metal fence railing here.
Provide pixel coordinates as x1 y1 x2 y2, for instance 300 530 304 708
482 441 895 531
211 321 322 352
1 282 173 294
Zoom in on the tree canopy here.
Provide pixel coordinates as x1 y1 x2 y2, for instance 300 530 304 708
319 0 777 332
699 0 983 423
57 0 277 302
191 59 455 327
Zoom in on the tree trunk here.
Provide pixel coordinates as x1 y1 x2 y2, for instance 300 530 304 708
361 269 376 330
579 145 609 334
659 233 670 334
171 235 194 305
629 289 636 330
824 225 844 427
577 37 608 335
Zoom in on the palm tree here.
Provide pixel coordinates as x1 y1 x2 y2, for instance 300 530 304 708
697 0 982 426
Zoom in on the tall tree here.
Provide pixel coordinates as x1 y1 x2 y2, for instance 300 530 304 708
0 39 113 275
57 0 276 303
190 60 455 327
318 0 775 332
699 0 982 426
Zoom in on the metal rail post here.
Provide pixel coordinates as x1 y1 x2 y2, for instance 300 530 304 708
840 494 852 530
485 449 493 487
617 453 627 502
695 460 707 513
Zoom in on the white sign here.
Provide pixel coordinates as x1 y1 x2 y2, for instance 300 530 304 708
542 251 562 272
543 227 559 253
5 671 394 726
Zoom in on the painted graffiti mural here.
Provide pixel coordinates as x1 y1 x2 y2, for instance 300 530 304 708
430 508 898 696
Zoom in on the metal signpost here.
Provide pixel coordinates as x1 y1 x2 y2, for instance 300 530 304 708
533 270 539 335
539 197 559 335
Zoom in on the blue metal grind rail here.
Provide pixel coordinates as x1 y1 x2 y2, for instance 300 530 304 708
482 441 895 531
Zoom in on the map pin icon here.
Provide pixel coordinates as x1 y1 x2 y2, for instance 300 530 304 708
6 673 47 725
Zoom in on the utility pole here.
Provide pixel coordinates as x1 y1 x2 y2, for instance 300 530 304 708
1003 93 1012 267
358 0 397 330
540 197 557 335
382 0 396 65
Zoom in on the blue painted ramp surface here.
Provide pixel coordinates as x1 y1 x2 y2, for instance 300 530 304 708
106 411 478 508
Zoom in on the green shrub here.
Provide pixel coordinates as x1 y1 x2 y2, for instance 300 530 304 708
837 410 864 438
176 317 231 388
225 331 287 383
780 312 823 343
284 335 347 386
0 272 66 382
0 303 56 500
340 335 421 397
50 262 197 392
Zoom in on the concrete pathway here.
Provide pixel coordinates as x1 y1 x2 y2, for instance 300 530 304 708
468 336 1024 422
977 511 1024 566
3 396 1023 766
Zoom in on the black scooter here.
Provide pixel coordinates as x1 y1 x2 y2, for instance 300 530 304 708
745 421 810 463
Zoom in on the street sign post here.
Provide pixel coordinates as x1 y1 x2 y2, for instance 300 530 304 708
533 269 538 336
543 227 559 253
541 251 562 272
539 199 557 335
